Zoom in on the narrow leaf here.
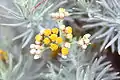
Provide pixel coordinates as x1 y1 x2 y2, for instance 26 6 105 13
105 33 119 49
96 27 114 39
22 30 34 48
12 29 31 41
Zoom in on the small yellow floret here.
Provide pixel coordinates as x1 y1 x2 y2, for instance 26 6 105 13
61 47 69 56
59 8 65 13
50 43 58 51
52 28 58 34
50 34 58 41
0 49 8 61
65 26 72 34
43 38 50 45
35 34 42 41
43 29 51 36
56 37 63 44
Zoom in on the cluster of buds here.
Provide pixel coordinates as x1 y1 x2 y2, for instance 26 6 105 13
50 8 69 20
30 26 73 59
0 49 8 62
30 43 44 59
78 34 91 49
60 25 73 39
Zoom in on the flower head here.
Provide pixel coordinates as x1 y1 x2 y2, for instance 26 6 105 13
35 34 42 41
43 29 51 36
50 34 58 41
78 38 84 45
52 28 58 34
78 34 91 49
30 49 36 54
43 38 50 45
65 26 72 34
30 44 36 49
61 47 69 56
59 8 65 13
83 34 91 39
50 43 58 51
0 49 8 62
56 37 63 44
64 42 71 48
50 8 69 20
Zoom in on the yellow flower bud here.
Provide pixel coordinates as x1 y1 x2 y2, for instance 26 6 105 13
35 34 42 41
65 26 72 34
0 49 8 61
56 37 63 44
59 8 65 13
0 50 4 53
43 38 50 45
52 28 58 34
61 47 69 56
50 34 58 41
43 29 51 36
50 43 58 51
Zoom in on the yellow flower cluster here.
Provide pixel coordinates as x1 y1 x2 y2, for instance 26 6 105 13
0 49 8 62
29 8 91 60
30 26 73 59
50 8 69 20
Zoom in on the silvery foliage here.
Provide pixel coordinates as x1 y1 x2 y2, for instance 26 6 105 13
0 34 119 80
92 0 120 54
0 52 49 80
0 0 120 80
0 0 68 48
34 44 120 80
72 0 120 54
